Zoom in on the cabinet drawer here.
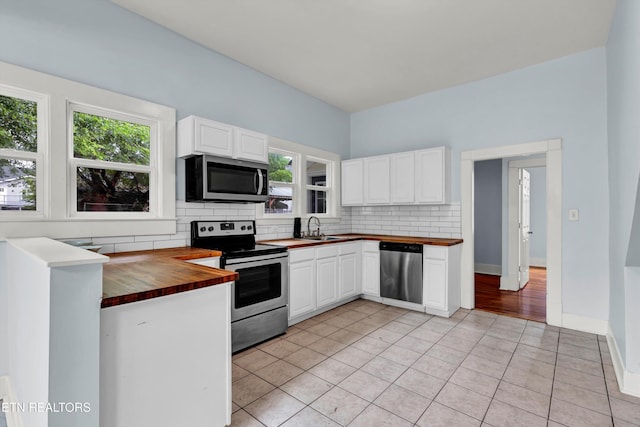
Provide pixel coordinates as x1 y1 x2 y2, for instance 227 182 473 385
290 248 315 263
339 242 359 255
362 241 379 253
316 245 340 259
424 245 447 260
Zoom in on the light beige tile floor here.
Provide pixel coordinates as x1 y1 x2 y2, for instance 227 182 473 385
230 300 640 427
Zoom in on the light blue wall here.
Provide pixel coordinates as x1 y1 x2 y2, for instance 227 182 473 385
0 241 6 376
352 49 610 320
474 159 502 268
606 0 640 371
528 167 547 265
0 0 350 158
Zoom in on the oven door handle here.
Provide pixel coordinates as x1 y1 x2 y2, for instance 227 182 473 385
256 169 264 195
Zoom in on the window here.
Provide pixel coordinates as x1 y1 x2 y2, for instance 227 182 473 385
0 61 176 238
70 106 154 214
0 89 43 213
258 137 340 221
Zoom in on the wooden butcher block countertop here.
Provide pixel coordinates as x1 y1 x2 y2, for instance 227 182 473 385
102 247 236 308
260 233 463 249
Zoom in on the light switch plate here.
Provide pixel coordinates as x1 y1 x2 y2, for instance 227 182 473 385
569 209 580 221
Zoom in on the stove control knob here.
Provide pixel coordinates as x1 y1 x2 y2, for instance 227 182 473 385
241 226 246 230
199 226 206 232
248 225 253 230
208 226 214 232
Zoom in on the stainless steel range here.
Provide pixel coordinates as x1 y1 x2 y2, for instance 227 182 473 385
191 220 289 353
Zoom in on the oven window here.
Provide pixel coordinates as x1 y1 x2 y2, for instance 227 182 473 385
234 263 282 308
207 163 258 195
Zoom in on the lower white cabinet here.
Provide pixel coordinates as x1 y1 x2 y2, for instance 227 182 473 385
361 241 380 297
316 245 340 308
423 244 462 317
289 248 316 319
288 242 362 323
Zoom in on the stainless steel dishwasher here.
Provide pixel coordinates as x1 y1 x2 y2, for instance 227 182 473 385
379 242 423 304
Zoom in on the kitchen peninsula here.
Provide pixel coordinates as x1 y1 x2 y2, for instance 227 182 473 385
100 247 236 427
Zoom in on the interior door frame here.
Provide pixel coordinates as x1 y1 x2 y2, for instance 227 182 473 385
461 139 562 326
504 157 546 291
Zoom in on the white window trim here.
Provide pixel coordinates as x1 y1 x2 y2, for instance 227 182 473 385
0 60 176 238
256 136 340 224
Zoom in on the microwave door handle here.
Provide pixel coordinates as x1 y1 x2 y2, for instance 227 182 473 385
256 169 264 195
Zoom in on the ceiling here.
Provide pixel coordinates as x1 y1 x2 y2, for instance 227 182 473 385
112 0 616 112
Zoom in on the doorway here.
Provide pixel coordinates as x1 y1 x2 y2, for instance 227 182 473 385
461 139 562 326
472 157 547 322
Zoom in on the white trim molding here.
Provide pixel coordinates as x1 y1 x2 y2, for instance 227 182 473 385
607 324 640 398
474 263 501 275
461 138 562 326
0 375 23 427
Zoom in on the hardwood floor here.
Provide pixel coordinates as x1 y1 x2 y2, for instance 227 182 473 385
474 267 546 323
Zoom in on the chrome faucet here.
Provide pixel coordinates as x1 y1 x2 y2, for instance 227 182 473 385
307 216 321 237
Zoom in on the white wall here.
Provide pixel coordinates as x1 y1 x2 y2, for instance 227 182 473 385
0 242 7 376
474 159 502 269
351 48 610 322
7 245 51 427
606 0 640 376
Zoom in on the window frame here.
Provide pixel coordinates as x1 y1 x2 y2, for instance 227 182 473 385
0 61 176 238
256 137 340 223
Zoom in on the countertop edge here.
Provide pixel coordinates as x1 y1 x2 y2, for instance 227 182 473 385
260 234 463 249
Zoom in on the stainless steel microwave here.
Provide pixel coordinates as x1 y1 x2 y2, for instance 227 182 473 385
185 155 269 203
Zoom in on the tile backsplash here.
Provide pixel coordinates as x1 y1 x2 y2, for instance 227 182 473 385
350 203 462 239
88 201 460 254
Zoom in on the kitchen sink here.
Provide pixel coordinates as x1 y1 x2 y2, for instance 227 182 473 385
301 236 341 241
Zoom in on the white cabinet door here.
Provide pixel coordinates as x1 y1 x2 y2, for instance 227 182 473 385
364 156 390 204
289 260 316 318
341 159 364 206
390 152 415 204
423 258 447 311
415 147 450 204
235 127 268 163
316 256 339 308
195 117 235 158
361 242 380 297
339 252 358 299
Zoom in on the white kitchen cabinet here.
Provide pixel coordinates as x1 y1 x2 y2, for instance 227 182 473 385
415 147 451 204
364 156 390 204
361 241 380 297
289 248 316 318
178 115 268 162
341 159 364 205
390 151 415 204
235 127 269 162
316 245 340 308
423 244 461 317
339 243 359 299
340 146 450 207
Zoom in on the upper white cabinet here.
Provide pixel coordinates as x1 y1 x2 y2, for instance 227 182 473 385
341 159 364 206
364 156 390 204
415 147 450 204
341 146 450 206
390 151 415 204
178 115 268 162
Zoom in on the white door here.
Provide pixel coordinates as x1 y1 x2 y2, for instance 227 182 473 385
518 169 531 288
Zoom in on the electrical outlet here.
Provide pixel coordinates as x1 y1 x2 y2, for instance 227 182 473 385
569 209 580 221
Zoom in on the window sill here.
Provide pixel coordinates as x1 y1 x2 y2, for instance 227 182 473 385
0 218 176 239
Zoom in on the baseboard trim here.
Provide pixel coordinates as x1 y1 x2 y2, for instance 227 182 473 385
474 263 501 275
607 324 640 398
499 274 518 291
530 257 547 267
561 313 608 335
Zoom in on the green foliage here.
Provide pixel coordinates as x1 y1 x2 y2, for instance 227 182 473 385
268 152 292 183
0 95 37 152
73 112 150 165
